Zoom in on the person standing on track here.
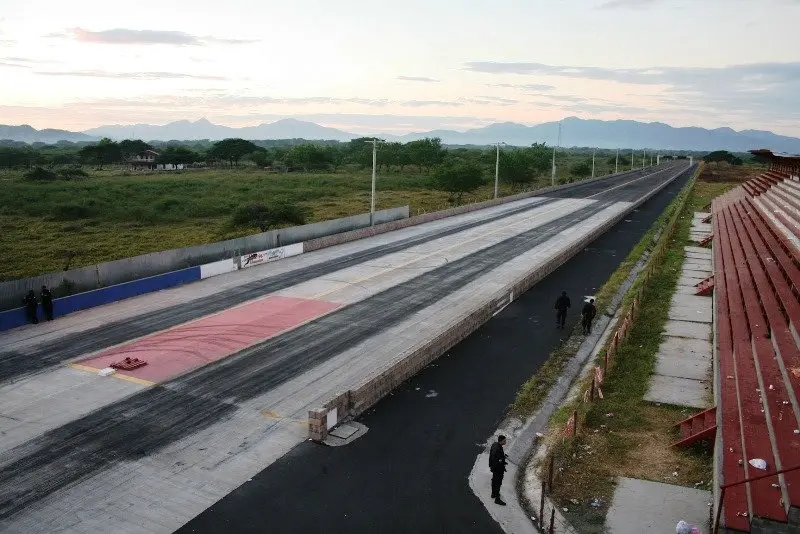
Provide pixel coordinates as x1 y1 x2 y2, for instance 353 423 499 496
23 290 39 324
40 285 54 321
489 435 508 505
554 291 571 329
582 298 597 335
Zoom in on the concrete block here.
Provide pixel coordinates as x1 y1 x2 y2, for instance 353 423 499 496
645 374 710 408
657 336 712 360
669 294 712 323
606 477 711 534
664 320 711 340
685 246 712 255
655 352 710 381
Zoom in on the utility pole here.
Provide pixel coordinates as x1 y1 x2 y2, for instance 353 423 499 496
591 148 596 178
367 138 379 225
551 121 562 186
615 148 619 174
494 142 506 199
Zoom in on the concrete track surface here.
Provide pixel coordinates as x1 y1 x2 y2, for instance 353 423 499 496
0 162 692 533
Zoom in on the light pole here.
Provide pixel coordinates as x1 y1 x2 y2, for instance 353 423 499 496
615 148 619 174
591 148 596 178
631 150 635 171
551 121 562 186
366 138 383 225
494 142 507 199
642 150 646 169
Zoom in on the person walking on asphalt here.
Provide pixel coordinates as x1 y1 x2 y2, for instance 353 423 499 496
554 291 571 329
40 285 54 321
582 298 597 335
489 435 508 505
23 290 39 324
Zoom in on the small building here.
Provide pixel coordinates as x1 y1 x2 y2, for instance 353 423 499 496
128 150 159 170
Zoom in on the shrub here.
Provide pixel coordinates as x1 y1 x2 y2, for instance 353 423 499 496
58 167 89 180
23 167 59 181
52 203 96 220
231 200 308 229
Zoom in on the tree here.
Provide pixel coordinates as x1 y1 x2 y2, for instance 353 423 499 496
570 161 592 178
497 143 550 189
231 200 308 229
157 146 201 165
406 137 444 171
209 138 259 166
77 138 121 168
118 139 152 160
434 162 485 203
703 150 743 165
247 149 271 168
607 154 630 167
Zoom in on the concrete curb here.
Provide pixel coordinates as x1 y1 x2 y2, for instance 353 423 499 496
309 163 694 441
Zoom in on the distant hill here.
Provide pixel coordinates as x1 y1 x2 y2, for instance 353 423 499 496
1 116 799 153
84 118 358 143
0 125 97 144
397 117 800 153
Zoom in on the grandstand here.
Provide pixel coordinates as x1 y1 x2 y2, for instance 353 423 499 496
708 150 800 533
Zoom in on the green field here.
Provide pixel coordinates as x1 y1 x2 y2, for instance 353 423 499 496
0 152 650 281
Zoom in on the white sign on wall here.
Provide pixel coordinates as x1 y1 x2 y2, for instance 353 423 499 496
240 243 304 269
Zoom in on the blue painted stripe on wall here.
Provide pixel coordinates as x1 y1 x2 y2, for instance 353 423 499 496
0 266 201 333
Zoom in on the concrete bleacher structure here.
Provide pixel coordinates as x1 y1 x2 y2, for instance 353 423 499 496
709 150 800 533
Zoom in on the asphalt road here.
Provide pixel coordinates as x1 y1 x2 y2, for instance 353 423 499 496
177 166 695 534
0 164 690 522
0 165 670 384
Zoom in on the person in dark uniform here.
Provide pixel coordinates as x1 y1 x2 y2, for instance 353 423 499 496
40 285 54 321
554 291 571 329
582 298 597 335
23 290 39 324
489 435 508 505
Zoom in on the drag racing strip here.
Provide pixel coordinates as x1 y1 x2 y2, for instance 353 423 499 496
0 198 636 533
0 196 594 451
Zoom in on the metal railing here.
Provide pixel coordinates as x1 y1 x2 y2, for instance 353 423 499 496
712 463 800 533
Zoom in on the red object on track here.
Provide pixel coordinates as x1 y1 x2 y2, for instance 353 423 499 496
77 295 339 382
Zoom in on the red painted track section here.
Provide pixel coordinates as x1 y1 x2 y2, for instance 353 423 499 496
712 169 800 532
77 296 340 382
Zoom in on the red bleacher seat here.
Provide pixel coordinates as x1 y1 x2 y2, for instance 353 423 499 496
711 181 800 532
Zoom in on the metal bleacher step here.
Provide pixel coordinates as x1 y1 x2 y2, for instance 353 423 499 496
673 406 716 449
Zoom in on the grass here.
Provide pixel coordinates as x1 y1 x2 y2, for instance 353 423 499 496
0 149 641 281
537 176 739 532
507 170 693 421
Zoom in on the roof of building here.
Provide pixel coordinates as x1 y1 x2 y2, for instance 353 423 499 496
749 148 800 162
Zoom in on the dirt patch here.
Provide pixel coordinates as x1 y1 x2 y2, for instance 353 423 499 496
699 162 763 183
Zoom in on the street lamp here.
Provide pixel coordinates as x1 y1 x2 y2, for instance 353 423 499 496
591 148 596 178
551 121 562 186
615 148 619 174
494 141 507 199
365 138 384 225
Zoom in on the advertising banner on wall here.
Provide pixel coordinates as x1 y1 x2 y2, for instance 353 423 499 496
240 243 304 269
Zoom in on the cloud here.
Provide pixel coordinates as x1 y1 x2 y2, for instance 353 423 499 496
0 61 29 69
35 69 228 80
397 75 440 83
468 96 519 105
48 27 255 46
489 83 555 91
596 0 662 8
401 100 464 107
464 60 800 121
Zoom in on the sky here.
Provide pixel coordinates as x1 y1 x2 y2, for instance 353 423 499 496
1 0 799 136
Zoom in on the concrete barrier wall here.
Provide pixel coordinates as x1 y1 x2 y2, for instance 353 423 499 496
309 163 694 440
0 206 409 310
0 266 201 331
304 168 641 253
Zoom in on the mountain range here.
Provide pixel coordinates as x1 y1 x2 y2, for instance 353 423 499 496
2 117 799 153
